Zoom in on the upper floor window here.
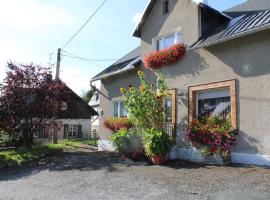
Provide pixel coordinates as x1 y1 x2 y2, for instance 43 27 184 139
61 102 68 111
93 92 99 102
163 0 169 15
157 32 182 51
113 101 127 118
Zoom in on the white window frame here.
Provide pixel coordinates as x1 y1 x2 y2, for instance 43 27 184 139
68 124 78 138
196 88 230 117
153 28 182 51
113 101 127 118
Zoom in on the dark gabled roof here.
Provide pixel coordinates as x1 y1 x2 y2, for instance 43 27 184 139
133 0 156 38
190 9 270 49
91 47 141 81
58 81 98 119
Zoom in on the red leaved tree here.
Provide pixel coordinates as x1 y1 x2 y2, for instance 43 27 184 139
0 62 66 149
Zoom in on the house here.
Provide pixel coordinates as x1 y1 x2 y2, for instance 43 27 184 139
91 0 270 166
35 81 98 141
89 80 101 136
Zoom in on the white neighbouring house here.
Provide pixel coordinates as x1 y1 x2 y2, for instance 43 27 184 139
34 81 98 141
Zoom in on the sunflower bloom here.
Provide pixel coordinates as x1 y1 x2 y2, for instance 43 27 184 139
137 70 144 77
120 88 126 94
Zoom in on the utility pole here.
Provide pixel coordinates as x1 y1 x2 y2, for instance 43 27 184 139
52 48 61 144
55 48 61 80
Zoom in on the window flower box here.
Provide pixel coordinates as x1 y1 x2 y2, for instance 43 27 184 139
144 43 185 69
104 117 133 132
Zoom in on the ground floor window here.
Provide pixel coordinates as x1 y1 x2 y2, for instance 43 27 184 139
188 79 237 129
113 101 127 118
64 124 83 139
197 89 231 118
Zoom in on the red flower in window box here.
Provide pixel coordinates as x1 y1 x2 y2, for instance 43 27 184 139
104 117 133 132
143 43 185 69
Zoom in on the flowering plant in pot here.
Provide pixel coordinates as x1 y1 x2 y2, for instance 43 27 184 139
144 128 172 165
144 43 185 69
186 115 237 162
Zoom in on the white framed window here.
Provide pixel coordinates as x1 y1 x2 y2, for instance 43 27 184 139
68 124 78 138
61 102 68 111
196 88 231 118
113 101 127 118
156 32 182 51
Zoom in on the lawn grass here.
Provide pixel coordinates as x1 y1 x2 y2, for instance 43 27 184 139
0 139 98 168
74 138 98 147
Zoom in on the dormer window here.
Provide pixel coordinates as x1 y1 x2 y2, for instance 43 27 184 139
163 0 169 15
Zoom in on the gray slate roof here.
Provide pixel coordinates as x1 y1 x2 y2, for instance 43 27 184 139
91 47 141 81
190 6 270 49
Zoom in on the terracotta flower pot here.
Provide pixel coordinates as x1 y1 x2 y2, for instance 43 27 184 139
151 155 166 165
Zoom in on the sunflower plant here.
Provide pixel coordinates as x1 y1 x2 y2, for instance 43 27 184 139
120 70 168 131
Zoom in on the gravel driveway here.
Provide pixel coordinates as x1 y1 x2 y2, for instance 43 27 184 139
0 148 269 200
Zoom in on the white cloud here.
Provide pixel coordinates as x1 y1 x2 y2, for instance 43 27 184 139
0 0 76 30
132 12 143 24
60 66 90 96
192 0 208 4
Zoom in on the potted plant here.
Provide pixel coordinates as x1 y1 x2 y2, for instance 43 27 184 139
111 128 144 160
144 128 172 165
186 115 237 164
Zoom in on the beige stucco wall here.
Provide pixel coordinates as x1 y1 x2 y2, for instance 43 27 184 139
98 66 156 140
158 30 270 155
141 0 200 56
98 0 270 155
138 0 270 154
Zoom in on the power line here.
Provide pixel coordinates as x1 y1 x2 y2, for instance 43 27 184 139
62 0 107 50
62 50 118 62
62 54 105 68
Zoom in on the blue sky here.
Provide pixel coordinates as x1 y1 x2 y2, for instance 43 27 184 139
0 0 246 95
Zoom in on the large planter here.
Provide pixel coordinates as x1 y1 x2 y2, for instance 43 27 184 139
151 155 166 165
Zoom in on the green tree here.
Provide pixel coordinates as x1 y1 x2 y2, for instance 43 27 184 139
81 89 95 104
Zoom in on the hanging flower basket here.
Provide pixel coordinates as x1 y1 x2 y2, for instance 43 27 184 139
144 43 185 69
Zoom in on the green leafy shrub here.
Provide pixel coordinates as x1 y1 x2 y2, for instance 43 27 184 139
0 131 22 148
111 128 144 158
144 128 172 157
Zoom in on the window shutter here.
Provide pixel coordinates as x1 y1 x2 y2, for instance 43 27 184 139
113 102 119 117
64 124 69 139
78 125 82 138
